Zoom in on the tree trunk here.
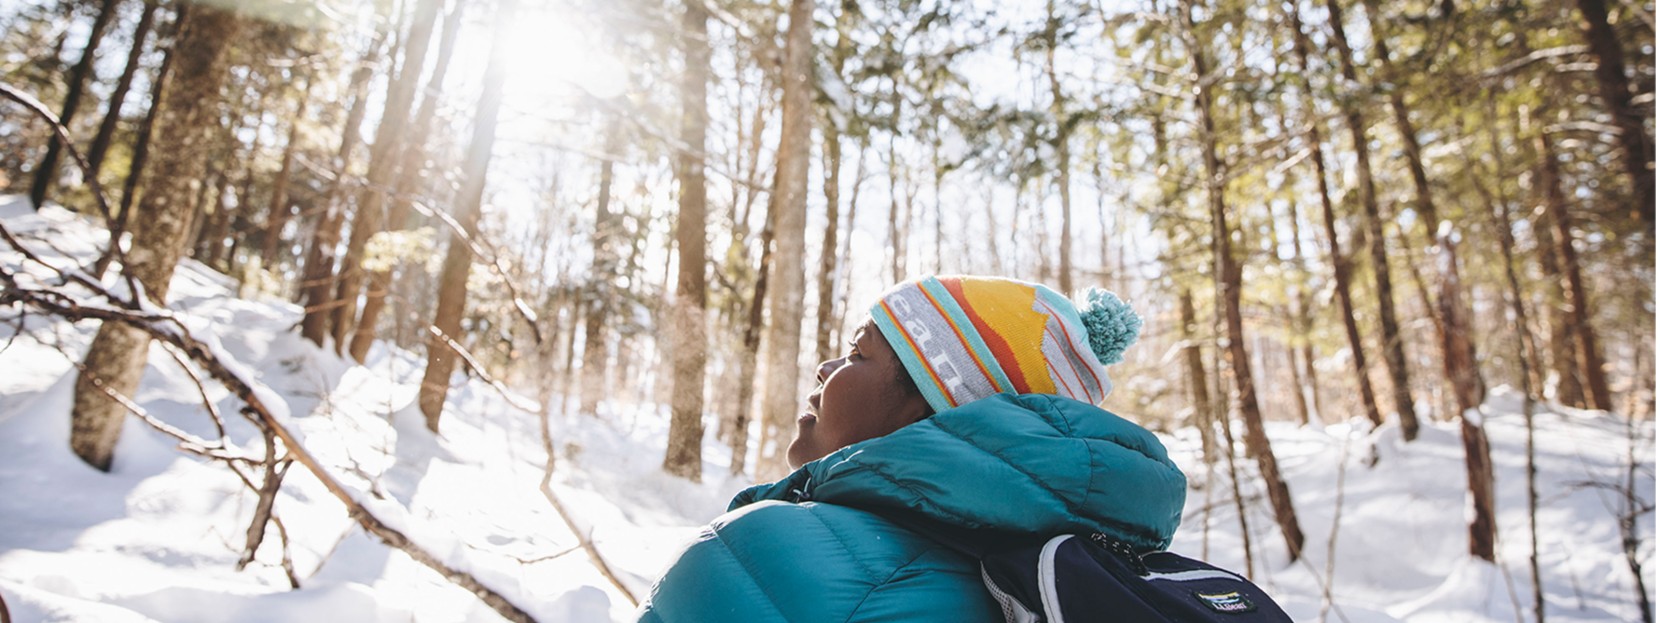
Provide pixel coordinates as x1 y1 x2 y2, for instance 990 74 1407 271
263 73 311 269
814 0 854 366
70 4 244 471
886 76 906 284
348 0 466 363
86 0 159 185
1286 2 1384 428
756 0 815 479
1436 232 1497 561
663 1 711 482
332 0 445 359
1487 147 1544 619
1184 0 1304 562
201 168 234 269
729 209 776 476
30 0 119 209
1537 121 1616 411
416 0 516 432
579 121 625 416
1323 0 1420 440
107 7 179 279
299 29 388 347
1045 0 1073 293
1179 288 1216 463
1573 0 1655 222
1363 0 1487 431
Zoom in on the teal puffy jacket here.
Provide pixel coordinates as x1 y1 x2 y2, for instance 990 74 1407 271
636 393 1188 623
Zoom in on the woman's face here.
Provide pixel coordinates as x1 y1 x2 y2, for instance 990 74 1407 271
787 320 932 469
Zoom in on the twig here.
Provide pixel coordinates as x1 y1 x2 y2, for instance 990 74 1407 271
540 481 639 607
157 340 227 440
426 325 541 413
61 354 258 464
1318 428 1353 623
271 513 300 589
0 81 138 297
406 200 542 344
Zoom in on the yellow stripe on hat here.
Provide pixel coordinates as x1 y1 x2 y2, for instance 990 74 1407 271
959 278 1055 395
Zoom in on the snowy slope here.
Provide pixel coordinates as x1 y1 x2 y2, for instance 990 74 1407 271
0 195 1652 622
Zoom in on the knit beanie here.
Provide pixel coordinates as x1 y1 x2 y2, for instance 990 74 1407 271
870 275 1142 413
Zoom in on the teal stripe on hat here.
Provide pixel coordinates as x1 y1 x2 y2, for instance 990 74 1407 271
872 299 958 412
917 277 1019 395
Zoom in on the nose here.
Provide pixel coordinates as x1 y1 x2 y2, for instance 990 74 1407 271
816 357 845 383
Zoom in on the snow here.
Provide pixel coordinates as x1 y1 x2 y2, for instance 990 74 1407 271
0 194 1652 622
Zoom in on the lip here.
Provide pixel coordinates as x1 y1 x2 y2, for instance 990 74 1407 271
807 392 822 412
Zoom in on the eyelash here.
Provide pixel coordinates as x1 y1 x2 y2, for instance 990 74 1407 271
846 341 862 358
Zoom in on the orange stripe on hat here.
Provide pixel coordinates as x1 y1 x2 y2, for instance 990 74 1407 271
917 284 1003 394
940 277 1032 393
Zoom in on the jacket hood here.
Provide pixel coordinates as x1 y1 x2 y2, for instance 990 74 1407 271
731 393 1187 551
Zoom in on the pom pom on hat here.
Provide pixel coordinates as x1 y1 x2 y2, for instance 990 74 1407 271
1077 288 1142 365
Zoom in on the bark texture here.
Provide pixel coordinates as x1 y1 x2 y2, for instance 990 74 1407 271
71 5 244 471
663 1 711 481
757 0 815 478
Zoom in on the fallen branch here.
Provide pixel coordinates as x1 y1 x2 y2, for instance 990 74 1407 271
0 260 538 623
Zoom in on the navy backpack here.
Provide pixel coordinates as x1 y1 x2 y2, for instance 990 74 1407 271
898 516 1294 623
977 532 1293 623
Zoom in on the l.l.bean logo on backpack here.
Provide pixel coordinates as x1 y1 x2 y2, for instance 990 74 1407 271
1192 590 1257 614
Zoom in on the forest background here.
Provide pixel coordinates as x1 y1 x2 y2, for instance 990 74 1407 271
0 0 1654 620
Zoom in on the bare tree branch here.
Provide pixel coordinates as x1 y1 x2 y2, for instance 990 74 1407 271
1 245 540 622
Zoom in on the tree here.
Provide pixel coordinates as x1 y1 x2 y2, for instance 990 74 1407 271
70 3 246 470
262 70 311 268
579 120 625 416
348 0 466 362
1572 0 1655 222
1043 0 1074 293
30 0 120 209
663 0 711 481
85 0 160 185
1359 0 1496 559
1323 0 1420 440
332 0 444 360
757 0 815 478
299 27 388 346
1182 0 1304 562
416 0 517 432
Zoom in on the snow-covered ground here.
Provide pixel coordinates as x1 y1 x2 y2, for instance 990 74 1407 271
0 195 1652 622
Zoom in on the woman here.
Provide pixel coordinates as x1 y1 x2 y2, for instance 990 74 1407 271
637 276 1187 622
